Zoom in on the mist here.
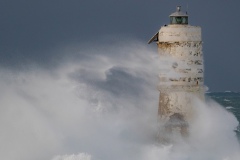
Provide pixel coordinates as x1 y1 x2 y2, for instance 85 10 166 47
0 40 239 160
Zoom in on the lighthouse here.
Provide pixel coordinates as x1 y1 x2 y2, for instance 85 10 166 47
148 6 205 135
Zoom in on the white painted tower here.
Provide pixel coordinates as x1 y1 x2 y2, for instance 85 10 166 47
149 6 205 134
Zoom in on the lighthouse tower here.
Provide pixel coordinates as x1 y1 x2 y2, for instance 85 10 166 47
148 6 205 134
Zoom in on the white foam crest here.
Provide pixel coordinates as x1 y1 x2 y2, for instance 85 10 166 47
226 106 234 109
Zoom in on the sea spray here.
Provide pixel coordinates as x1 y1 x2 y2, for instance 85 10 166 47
0 41 239 160
52 153 91 160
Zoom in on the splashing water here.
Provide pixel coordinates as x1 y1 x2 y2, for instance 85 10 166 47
52 153 91 160
0 40 239 160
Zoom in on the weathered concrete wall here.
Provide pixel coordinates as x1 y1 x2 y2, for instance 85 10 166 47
158 25 201 42
157 25 204 125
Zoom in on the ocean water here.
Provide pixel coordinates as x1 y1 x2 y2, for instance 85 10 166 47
207 92 240 140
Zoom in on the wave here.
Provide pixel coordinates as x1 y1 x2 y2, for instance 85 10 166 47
224 99 231 102
226 106 234 110
0 41 239 160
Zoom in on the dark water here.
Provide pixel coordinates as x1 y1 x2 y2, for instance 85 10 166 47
207 92 240 140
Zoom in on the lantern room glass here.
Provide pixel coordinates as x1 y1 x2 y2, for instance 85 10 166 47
170 17 188 25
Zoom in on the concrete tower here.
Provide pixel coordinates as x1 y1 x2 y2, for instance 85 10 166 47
148 6 205 134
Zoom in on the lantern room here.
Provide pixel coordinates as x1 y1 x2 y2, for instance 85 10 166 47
170 6 188 25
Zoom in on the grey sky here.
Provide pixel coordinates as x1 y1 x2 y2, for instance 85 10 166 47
0 0 240 91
